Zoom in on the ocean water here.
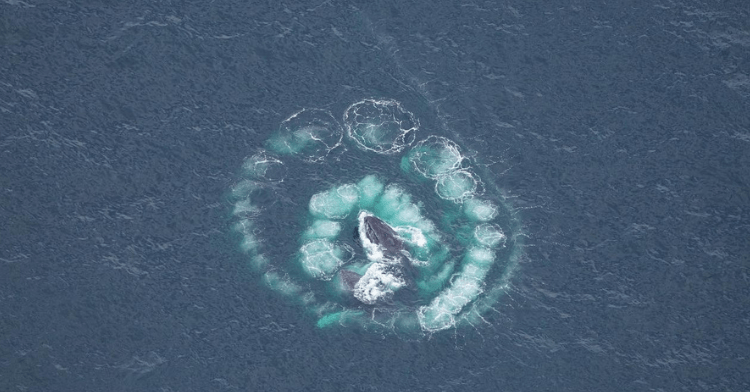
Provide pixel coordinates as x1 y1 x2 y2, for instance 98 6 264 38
1 1 748 391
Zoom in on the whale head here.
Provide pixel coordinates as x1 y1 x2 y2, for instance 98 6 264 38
358 212 405 260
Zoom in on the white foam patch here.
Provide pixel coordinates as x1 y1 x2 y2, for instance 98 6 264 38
417 260 456 292
463 198 498 222
474 224 506 248
234 219 261 254
242 151 285 181
337 184 359 204
417 249 495 332
299 240 346 280
393 202 422 225
359 124 383 145
435 170 477 201
269 108 343 162
357 175 385 208
408 136 464 179
414 219 438 236
353 262 406 305
375 185 422 224
251 254 270 270
418 283 481 332
457 263 490 282
395 226 427 248
304 220 342 239
231 180 256 199
232 219 251 234
239 233 261 254
466 246 495 268
309 184 360 219
344 99 418 154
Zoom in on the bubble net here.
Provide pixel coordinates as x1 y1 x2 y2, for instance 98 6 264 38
344 99 418 154
230 100 521 336
268 108 343 162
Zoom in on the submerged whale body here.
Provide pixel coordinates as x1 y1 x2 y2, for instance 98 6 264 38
340 269 362 291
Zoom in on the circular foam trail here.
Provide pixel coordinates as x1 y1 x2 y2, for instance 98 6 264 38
474 224 506 248
463 198 499 222
303 220 342 240
243 151 286 182
405 136 464 179
268 109 343 162
344 99 418 154
299 240 350 280
230 98 522 337
435 170 478 201
309 184 360 220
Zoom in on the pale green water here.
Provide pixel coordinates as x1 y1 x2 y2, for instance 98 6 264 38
230 99 522 335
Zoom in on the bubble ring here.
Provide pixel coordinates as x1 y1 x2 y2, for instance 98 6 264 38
407 135 464 179
435 170 479 201
268 108 343 163
231 99 520 336
344 99 418 154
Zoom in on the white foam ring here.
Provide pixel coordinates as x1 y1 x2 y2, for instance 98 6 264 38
272 108 343 162
243 151 286 182
230 98 519 336
299 239 347 280
435 170 479 202
394 226 427 248
409 136 464 179
344 99 418 154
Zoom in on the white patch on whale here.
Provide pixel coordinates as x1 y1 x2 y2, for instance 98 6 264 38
353 262 406 305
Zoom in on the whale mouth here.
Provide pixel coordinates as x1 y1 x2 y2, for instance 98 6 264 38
348 211 410 305
357 211 406 263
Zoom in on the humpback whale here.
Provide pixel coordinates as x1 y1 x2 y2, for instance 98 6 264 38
337 211 414 305
360 214 405 260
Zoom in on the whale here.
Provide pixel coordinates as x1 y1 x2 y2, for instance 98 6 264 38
336 211 417 305
360 214 405 260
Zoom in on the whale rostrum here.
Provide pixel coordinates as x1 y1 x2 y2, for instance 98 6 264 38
361 214 405 260
338 211 411 305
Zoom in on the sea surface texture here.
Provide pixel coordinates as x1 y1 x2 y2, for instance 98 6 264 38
1 1 748 391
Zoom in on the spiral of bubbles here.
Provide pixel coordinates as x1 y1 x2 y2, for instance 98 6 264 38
230 99 521 335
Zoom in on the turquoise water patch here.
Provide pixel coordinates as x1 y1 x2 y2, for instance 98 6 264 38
435 170 478 201
309 184 360 220
230 98 522 337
